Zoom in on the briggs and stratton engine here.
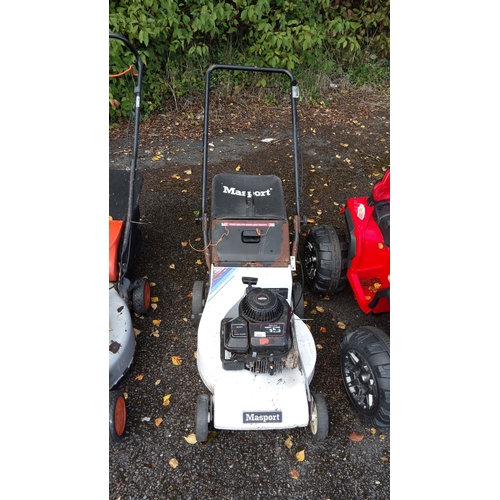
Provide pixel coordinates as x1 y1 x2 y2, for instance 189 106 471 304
220 286 298 375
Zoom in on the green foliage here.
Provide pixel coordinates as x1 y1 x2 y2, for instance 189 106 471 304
109 0 389 120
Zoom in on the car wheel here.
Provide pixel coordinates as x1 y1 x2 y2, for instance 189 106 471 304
191 281 206 326
132 278 150 315
303 225 348 295
340 326 390 428
309 393 329 440
110 390 127 443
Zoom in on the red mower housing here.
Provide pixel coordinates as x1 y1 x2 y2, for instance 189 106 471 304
342 169 390 314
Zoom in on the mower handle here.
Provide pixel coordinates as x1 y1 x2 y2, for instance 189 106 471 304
199 64 303 225
109 33 144 285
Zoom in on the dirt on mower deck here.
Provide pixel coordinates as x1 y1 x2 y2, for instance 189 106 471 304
109 86 390 500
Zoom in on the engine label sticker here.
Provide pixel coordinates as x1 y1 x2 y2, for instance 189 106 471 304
243 411 282 423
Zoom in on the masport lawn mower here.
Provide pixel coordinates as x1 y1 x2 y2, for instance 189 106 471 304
191 65 329 442
303 169 390 428
109 33 151 442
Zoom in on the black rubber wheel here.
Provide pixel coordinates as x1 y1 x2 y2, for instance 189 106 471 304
309 393 329 440
195 394 211 442
340 326 390 428
109 390 127 443
191 281 206 326
132 277 150 315
303 225 348 295
292 282 304 318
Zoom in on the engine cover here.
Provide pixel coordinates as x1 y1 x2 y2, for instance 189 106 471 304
220 287 294 375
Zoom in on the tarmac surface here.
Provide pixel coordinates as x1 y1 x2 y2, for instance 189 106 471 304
109 88 390 499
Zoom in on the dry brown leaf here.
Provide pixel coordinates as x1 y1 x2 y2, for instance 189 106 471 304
290 469 300 480
370 428 377 435
181 241 188 247
151 303 158 311
134 328 142 336
380 434 387 440
151 297 159 303
184 169 192 175
316 306 324 313
348 432 364 442
381 456 389 461
163 394 171 406
337 321 346 329
295 450 305 462
172 356 183 366
319 327 327 333
155 417 163 427
169 263 176 269
155 379 161 386
195 259 203 265
169 458 179 469
136 373 144 381
284 435 293 449
152 319 161 326
184 433 197 444
123 392 128 400
316 344 323 349
151 330 160 338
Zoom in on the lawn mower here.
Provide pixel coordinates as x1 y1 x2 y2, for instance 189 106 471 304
303 169 390 427
191 64 329 442
109 33 150 442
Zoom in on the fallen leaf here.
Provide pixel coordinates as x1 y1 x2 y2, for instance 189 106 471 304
134 328 142 336
136 373 144 381
316 306 324 313
151 303 158 311
381 456 389 461
290 469 300 480
152 319 161 326
380 434 387 440
123 392 128 400
348 432 364 442
296 450 305 462
284 435 293 449
172 356 183 366
182 317 188 322
155 417 163 427
195 259 202 265
163 394 171 406
316 344 323 349
151 330 160 338
370 428 377 435
235 165 241 171
184 433 197 444
181 241 188 247
155 379 161 386
169 458 179 469
151 297 159 303
169 263 176 269
337 321 346 329
184 169 192 175
171 174 180 179
319 327 327 333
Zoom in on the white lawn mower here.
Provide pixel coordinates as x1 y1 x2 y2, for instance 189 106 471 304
191 65 329 442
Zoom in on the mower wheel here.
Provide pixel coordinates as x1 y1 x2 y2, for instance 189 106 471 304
303 225 348 295
109 390 127 443
309 393 329 440
132 278 150 315
340 327 390 428
195 394 211 442
191 281 206 326
292 282 304 318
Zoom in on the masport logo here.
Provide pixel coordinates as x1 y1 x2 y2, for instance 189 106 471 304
223 185 272 197
243 411 282 423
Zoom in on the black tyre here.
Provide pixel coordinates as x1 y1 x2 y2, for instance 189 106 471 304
303 225 348 295
195 394 211 442
340 326 390 428
292 282 304 318
191 281 206 326
309 393 329 440
132 277 150 315
110 390 127 443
